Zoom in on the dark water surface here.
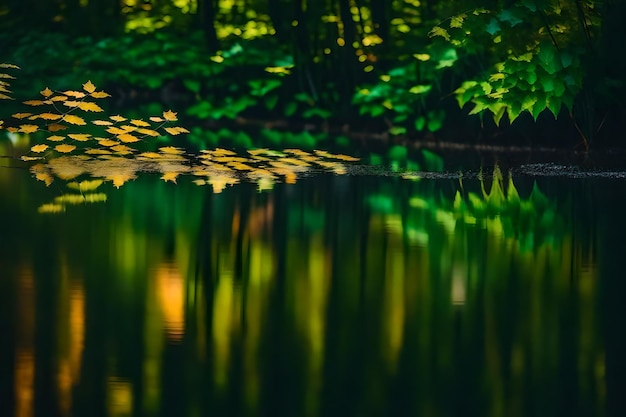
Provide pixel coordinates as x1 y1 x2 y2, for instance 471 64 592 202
2 152 626 417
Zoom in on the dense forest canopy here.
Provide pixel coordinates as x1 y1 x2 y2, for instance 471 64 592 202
1 0 625 148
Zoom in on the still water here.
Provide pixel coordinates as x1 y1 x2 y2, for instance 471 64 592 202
1 149 625 417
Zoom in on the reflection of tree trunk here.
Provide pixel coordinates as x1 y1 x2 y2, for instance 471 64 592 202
198 0 220 52
369 0 389 43
597 182 626 417
268 0 291 44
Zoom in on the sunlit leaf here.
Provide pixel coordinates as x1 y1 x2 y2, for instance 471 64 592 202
21 155 44 161
78 102 104 112
106 127 127 135
82 80 96 93
138 152 162 159
36 112 63 120
136 128 160 137
110 115 127 122
63 100 81 107
23 100 46 106
159 146 185 155
98 139 119 147
50 95 68 102
19 124 39 133
30 144 49 153
84 149 112 155
111 144 134 153
162 110 178 121
117 133 140 143
63 114 87 125
428 26 450 41
119 125 137 132
12 112 32 119
63 90 86 98
40 87 53 97
90 91 110 99
164 126 189 135
149 116 164 122
55 144 76 153
68 133 91 141
92 120 113 126
130 119 150 127
0 63 19 69
47 135 65 142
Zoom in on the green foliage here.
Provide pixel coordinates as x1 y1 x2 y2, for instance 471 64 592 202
430 1 596 127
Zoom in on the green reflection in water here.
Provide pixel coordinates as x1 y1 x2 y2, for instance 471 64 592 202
0 160 610 417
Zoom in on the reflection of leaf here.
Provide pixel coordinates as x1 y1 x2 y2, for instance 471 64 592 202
161 172 179 183
38 203 65 213
23 100 46 106
63 114 87 125
159 146 185 155
98 139 119 147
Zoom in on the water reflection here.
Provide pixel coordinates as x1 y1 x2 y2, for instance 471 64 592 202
0 166 612 417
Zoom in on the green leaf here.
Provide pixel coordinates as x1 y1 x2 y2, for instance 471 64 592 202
284 101 297 116
489 102 508 126
485 18 501 35
546 98 561 118
537 43 560 74
409 84 432 95
415 116 426 131
183 79 201 93
540 77 555 92
389 126 407 135
498 9 523 26
429 26 450 41
387 145 408 161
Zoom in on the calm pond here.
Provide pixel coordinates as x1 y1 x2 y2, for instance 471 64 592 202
1 141 626 417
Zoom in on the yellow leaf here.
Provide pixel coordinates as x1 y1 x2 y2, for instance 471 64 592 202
63 114 87 125
0 63 19 69
90 91 110 99
48 124 68 132
119 125 137 132
12 112 32 119
38 204 65 213
31 144 49 153
21 155 43 161
106 127 127 135
40 87 53 97
98 139 118 147
111 145 134 154
47 135 65 141
55 144 76 153
139 152 162 159
84 149 112 155
117 133 140 143
428 26 450 41
159 146 185 155
489 73 505 82
92 120 113 126
161 172 179 183
63 100 81 107
110 115 127 122
68 133 91 141
23 100 46 106
78 102 104 112
136 128 160 137
130 119 150 127
162 110 178 121
37 112 63 120
82 81 96 93
63 90 86 98
19 124 39 133
149 116 164 122
50 95 68 102
0 93 12 99
164 126 189 135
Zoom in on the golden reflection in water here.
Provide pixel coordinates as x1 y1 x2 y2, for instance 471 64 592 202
213 262 239 388
156 262 185 342
15 265 35 417
383 227 405 371
107 377 133 416
57 279 85 415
